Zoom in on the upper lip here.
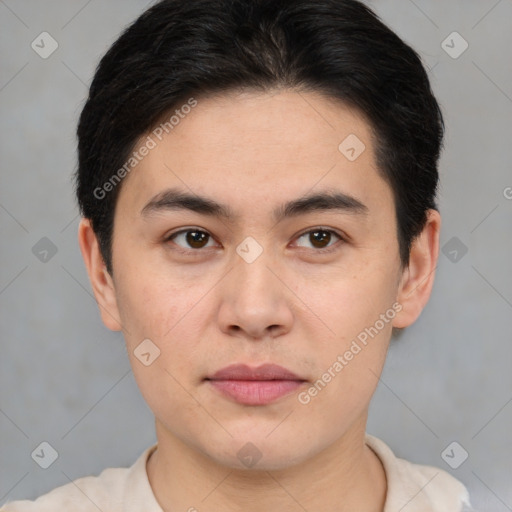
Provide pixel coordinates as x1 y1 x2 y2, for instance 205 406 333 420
207 363 305 381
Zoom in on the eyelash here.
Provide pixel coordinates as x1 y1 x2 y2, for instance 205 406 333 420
163 227 346 255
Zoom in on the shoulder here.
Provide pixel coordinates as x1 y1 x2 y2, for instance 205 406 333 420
0 467 129 512
0 445 159 512
365 434 474 512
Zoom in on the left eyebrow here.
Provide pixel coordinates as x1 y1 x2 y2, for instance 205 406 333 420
140 186 369 223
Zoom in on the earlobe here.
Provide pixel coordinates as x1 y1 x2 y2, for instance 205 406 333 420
77 218 123 331
392 209 441 329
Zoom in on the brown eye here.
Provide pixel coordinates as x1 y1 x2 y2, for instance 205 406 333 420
310 230 332 248
295 228 343 251
167 229 215 250
186 230 209 248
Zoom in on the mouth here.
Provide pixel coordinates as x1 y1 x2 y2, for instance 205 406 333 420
205 363 307 406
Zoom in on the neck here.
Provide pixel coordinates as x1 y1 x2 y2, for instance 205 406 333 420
147 415 387 512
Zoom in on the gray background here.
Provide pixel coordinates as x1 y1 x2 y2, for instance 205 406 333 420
1 0 511 510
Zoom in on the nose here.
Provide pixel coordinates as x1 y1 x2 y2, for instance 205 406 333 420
217 249 294 341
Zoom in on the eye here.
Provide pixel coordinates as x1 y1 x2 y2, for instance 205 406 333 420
165 228 217 251
294 228 344 252
164 227 345 255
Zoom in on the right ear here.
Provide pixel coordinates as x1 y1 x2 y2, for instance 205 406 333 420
77 218 123 331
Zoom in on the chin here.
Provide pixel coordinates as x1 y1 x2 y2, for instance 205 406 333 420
201 434 318 472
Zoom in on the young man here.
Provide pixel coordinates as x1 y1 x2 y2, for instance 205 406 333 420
2 0 474 510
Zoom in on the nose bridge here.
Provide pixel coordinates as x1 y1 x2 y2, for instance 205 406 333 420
233 237 279 305
217 236 293 338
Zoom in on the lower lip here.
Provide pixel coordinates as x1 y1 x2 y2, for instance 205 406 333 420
208 379 304 405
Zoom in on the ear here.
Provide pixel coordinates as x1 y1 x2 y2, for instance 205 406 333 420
393 209 441 329
77 218 123 331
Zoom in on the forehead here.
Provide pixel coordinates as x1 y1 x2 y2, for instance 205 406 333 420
116 89 393 221
154 89 373 164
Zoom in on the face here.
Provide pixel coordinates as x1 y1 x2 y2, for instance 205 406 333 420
83 89 432 470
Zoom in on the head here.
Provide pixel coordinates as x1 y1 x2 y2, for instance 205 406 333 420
77 0 443 470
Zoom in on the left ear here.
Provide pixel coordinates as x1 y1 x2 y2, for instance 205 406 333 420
393 209 441 329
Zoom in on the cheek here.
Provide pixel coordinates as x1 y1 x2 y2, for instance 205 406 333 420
114 268 192 344
118 280 204 413
130 353 204 439
296 307 392 430
115 271 212 391
291 260 397 399
294 257 399 334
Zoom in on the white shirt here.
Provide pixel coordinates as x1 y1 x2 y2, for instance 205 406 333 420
1 434 473 511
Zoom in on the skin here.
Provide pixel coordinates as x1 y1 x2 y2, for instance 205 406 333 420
78 89 440 512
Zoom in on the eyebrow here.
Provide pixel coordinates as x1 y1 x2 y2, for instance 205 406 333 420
141 186 369 223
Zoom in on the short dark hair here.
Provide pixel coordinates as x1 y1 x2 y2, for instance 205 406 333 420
76 0 444 275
